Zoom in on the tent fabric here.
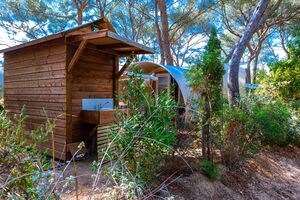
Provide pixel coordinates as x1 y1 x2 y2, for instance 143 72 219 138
133 62 191 105
128 62 247 106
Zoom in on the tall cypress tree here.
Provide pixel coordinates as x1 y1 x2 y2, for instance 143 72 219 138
186 26 224 161
202 26 224 161
203 26 224 115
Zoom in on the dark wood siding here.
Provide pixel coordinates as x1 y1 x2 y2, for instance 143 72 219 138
70 47 114 143
4 38 67 160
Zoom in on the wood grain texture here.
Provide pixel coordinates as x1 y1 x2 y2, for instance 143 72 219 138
97 124 118 161
70 48 114 145
67 39 87 72
81 110 126 124
4 38 68 160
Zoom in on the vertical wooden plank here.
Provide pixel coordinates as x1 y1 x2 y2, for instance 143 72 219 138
113 56 119 107
70 48 114 145
65 37 73 160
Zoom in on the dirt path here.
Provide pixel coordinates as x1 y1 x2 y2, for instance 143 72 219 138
59 146 300 199
167 146 300 200
59 157 113 200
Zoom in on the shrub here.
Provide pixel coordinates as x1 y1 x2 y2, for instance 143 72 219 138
0 108 58 199
252 99 291 146
220 95 300 167
201 160 219 181
220 98 261 167
113 92 176 182
288 110 300 147
102 67 177 197
0 98 3 111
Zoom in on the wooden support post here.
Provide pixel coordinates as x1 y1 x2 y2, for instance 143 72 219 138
113 56 119 107
116 54 136 78
67 39 87 72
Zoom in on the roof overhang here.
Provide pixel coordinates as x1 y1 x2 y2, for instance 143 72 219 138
0 19 106 54
0 18 154 56
0 33 64 53
71 30 154 56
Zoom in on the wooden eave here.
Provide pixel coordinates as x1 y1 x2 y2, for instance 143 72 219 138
0 33 64 53
0 18 109 54
0 26 154 56
70 30 154 56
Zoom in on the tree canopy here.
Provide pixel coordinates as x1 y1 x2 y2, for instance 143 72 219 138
0 0 299 103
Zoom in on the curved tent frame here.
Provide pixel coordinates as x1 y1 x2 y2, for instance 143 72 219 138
131 62 191 105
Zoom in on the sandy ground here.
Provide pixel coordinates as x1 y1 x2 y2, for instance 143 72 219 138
58 156 114 200
167 146 300 200
59 138 300 199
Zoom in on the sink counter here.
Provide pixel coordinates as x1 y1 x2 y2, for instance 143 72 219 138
81 109 127 124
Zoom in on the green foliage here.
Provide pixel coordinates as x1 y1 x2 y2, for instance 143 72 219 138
0 108 58 199
255 28 300 147
257 28 300 110
220 95 300 167
200 160 219 181
252 99 291 146
185 26 224 162
253 98 300 147
106 66 177 196
288 110 300 147
186 26 224 112
220 97 261 167
0 98 3 111
0 0 71 41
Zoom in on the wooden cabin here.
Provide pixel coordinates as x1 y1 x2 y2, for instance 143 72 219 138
0 18 154 160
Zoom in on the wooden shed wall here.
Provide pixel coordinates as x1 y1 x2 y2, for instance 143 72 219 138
70 46 114 143
4 38 68 159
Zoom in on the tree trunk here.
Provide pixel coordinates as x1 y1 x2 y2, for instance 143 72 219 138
77 9 83 25
73 0 86 25
280 25 290 59
99 5 105 18
155 0 165 65
246 45 255 85
202 93 211 161
252 49 261 84
158 0 173 66
245 61 251 84
227 0 270 106
252 37 264 84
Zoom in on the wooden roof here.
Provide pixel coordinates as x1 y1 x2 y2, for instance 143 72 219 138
0 18 154 56
70 30 154 56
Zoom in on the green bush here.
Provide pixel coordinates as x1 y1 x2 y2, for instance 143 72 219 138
113 91 176 182
251 98 300 147
220 98 261 167
201 160 219 181
0 98 3 111
257 27 300 110
0 108 58 199
103 67 177 197
220 96 300 167
288 110 300 147
252 100 291 146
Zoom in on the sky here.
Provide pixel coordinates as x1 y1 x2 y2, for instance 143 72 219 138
0 23 288 71
0 27 20 49
0 27 20 70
